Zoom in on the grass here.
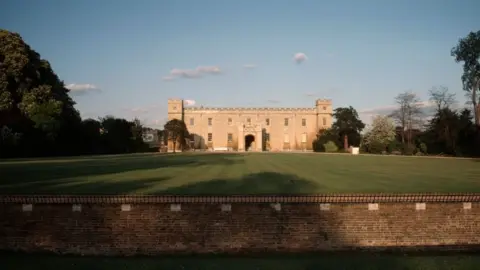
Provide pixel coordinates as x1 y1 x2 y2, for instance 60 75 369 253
0 152 479 195
2 252 480 270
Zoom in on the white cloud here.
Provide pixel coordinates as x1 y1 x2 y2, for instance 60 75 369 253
184 99 196 106
267 99 280 104
243 64 256 69
293 52 308 64
66 83 100 95
165 66 222 81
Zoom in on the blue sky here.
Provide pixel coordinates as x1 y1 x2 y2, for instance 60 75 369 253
2 0 479 127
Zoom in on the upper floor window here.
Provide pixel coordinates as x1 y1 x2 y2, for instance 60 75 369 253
284 118 289 126
228 118 232 125
302 118 306 126
323 106 327 111
247 118 251 125
208 118 212 126
265 118 270 126
323 117 326 126
189 118 194 125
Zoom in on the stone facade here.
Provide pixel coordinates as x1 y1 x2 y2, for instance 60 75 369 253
0 199 478 255
167 99 333 151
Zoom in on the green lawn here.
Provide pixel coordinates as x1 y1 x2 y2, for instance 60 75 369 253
2 253 480 270
0 152 479 194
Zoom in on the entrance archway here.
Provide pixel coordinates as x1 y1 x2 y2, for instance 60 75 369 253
245 134 255 151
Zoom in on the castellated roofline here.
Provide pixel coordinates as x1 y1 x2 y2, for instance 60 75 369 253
315 99 332 104
184 107 316 111
168 98 183 103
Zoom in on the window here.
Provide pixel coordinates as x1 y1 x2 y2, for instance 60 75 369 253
323 117 327 126
247 118 251 124
301 133 307 143
265 133 270 141
173 106 177 110
284 118 289 126
323 106 327 111
208 133 212 142
227 133 233 142
228 118 232 125
302 118 306 126
208 118 212 126
284 134 290 143
265 118 270 126
189 118 194 125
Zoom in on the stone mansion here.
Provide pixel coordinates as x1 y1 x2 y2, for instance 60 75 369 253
167 98 333 151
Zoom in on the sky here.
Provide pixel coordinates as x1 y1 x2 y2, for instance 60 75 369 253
1 0 479 128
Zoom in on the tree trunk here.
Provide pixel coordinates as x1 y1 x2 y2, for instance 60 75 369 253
343 134 348 150
172 141 176 153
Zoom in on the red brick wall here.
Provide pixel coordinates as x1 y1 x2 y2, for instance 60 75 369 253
0 201 479 255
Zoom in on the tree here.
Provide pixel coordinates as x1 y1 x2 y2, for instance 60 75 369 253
451 31 480 127
389 91 424 147
312 128 338 152
362 115 396 153
331 107 365 149
0 29 82 156
429 86 456 111
164 119 189 153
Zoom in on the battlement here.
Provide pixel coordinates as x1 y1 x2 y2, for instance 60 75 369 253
168 99 183 103
183 107 316 112
316 99 332 105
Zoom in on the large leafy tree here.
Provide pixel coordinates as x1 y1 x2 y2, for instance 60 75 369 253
164 119 189 153
331 106 365 149
451 31 480 127
0 29 82 156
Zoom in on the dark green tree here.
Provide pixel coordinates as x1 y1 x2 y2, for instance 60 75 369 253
0 29 82 157
164 119 189 153
332 106 365 149
451 30 480 127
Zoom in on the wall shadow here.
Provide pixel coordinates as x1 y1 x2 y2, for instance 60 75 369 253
163 172 325 195
0 153 244 194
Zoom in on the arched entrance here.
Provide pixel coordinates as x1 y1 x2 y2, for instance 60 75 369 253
245 134 255 151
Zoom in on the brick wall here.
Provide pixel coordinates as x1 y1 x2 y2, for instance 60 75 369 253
0 195 479 256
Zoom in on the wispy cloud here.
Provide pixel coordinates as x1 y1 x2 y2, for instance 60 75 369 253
243 64 256 69
267 99 280 104
304 92 316 97
163 66 222 81
184 99 196 106
293 52 308 64
66 83 100 95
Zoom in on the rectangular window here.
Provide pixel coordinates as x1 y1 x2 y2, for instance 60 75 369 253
228 118 232 125
247 118 251 124
265 118 270 126
284 118 289 126
323 117 326 126
190 118 194 126
208 133 212 142
208 118 212 126
302 118 306 126
227 133 233 142
301 133 307 143
284 134 289 143
265 133 270 141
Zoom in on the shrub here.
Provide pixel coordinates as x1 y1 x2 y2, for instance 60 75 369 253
367 140 386 154
323 141 338 152
419 142 427 154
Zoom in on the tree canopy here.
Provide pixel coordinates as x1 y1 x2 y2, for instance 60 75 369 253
0 29 149 158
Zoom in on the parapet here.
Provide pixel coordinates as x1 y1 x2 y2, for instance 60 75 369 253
316 99 332 105
183 107 316 112
168 98 183 103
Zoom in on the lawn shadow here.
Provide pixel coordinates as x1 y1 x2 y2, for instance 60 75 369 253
0 153 244 194
163 172 326 195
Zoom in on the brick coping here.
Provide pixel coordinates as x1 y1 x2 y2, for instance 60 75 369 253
0 194 479 204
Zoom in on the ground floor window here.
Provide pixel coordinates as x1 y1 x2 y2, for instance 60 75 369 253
208 133 212 142
227 133 233 142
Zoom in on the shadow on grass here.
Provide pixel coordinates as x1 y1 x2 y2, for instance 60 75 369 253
0 153 244 194
163 172 325 195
